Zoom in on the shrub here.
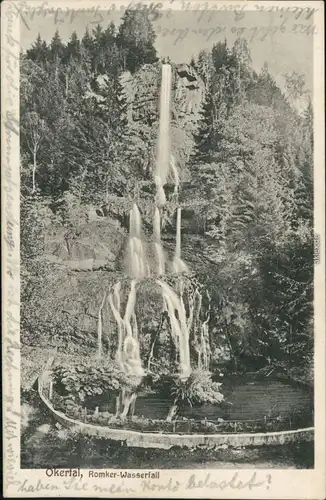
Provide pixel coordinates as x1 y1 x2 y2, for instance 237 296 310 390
157 370 224 408
52 358 141 407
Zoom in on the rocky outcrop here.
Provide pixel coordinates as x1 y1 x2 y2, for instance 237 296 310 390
119 62 204 175
44 219 124 265
174 63 204 119
26 63 207 357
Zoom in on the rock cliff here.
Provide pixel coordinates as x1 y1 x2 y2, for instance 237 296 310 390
24 63 211 362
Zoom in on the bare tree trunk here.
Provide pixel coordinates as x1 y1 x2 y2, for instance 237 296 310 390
147 313 165 372
129 393 137 417
225 325 238 372
32 148 37 194
65 74 69 97
166 398 178 422
120 392 134 420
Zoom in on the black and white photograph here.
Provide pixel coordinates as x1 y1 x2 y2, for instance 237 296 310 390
2 0 325 497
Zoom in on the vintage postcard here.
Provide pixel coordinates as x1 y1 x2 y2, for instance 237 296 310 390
2 0 325 497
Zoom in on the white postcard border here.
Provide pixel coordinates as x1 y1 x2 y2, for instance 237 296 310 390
2 1 325 498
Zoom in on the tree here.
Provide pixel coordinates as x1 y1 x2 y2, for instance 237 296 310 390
191 88 216 163
26 34 49 66
65 31 81 64
21 111 48 193
284 70 309 105
117 10 157 72
49 30 65 80
80 28 94 73
196 50 214 90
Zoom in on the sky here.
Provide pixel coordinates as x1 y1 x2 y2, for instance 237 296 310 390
20 7 313 92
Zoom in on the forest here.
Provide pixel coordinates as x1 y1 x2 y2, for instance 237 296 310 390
20 9 314 388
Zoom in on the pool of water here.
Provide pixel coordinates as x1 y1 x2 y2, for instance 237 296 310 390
134 378 313 422
20 377 314 470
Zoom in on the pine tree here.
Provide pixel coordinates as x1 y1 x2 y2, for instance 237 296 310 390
65 31 81 63
92 24 104 74
80 28 94 73
231 38 253 99
117 10 157 72
191 88 215 163
211 39 230 72
26 34 49 66
196 50 214 90
50 30 65 61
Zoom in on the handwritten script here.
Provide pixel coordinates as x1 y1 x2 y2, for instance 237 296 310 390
14 1 318 34
2 1 21 495
12 472 273 495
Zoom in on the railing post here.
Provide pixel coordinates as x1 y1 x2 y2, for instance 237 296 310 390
204 417 207 430
173 422 176 433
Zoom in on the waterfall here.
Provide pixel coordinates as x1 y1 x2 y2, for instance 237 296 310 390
124 280 137 325
155 64 172 205
130 203 141 238
201 290 211 371
108 282 124 367
126 204 148 279
173 208 188 274
107 64 210 384
153 207 165 275
200 321 210 371
175 207 181 259
153 207 161 242
122 281 144 376
109 280 144 377
170 155 180 198
157 280 191 378
154 64 173 272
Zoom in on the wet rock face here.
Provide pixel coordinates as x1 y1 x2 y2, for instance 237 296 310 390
44 219 124 265
118 62 204 174
33 64 207 354
174 64 204 119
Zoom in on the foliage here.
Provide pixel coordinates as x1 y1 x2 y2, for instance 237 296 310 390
189 39 313 373
117 10 158 72
83 413 311 434
157 371 224 408
20 28 314 382
52 358 140 407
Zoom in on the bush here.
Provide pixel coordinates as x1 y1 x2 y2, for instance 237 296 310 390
52 358 141 407
156 370 224 408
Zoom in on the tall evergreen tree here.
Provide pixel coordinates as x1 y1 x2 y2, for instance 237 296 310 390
117 10 157 72
26 34 49 66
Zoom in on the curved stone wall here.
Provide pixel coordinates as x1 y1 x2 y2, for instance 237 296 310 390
38 378 314 450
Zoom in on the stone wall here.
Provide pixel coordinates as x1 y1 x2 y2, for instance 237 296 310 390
39 379 314 450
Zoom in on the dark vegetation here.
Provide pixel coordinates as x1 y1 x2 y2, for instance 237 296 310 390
21 10 313 396
21 392 314 469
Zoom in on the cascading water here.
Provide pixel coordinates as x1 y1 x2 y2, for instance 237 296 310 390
173 207 188 274
153 207 165 276
109 279 144 377
170 155 180 199
126 203 148 279
106 63 212 384
157 280 192 378
155 64 172 207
